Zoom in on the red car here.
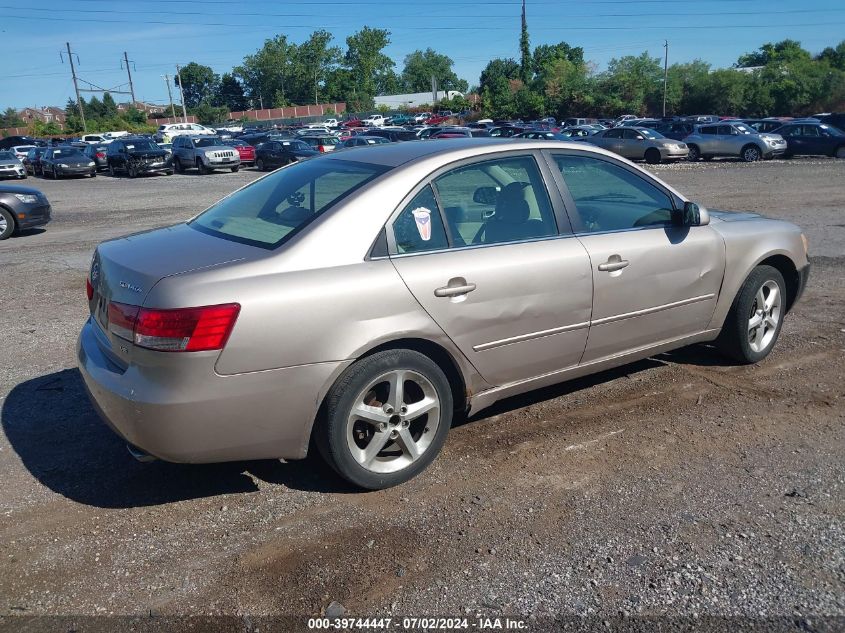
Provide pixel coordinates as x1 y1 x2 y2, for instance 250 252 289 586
222 140 255 166
342 119 363 128
424 114 451 125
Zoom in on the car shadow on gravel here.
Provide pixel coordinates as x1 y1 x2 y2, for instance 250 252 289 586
1 369 352 508
9 228 47 239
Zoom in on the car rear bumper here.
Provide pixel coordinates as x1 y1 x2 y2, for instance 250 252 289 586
77 317 349 463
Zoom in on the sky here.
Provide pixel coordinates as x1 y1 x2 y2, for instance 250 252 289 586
2 0 844 110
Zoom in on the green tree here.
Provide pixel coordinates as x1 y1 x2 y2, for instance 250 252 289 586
176 62 220 109
123 106 147 125
736 39 811 68
191 102 229 125
401 48 467 93
479 58 520 94
236 35 295 107
101 92 118 118
344 27 397 103
85 96 104 119
519 0 531 84
0 107 25 128
214 73 248 111
295 30 342 104
817 40 845 71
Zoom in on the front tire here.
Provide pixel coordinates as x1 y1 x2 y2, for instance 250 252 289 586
644 148 662 165
230 165 239 173
0 208 15 240
741 144 762 162
717 265 786 364
317 349 453 490
197 159 209 175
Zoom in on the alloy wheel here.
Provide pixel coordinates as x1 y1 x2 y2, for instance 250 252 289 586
743 146 761 162
0 213 7 234
747 280 781 353
345 369 441 474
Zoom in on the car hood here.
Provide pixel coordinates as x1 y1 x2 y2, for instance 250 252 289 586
0 184 44 196
707 209 766 222
195 145 238 153
0 159 22 166
52 157 90 165
127 149 168 159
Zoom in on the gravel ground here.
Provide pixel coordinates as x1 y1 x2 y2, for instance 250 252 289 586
0 157 843 632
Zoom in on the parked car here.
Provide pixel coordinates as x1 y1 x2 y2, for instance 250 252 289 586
10 145 37 161
0 135 38 150
171 135 240 174
430 127 490 138
741 119 788 134
515 131 572 141
157 143 173 158
365 128 419 142
362 114 388 127
684 122 786 162
82 144 110 171
299 135 339 153
23 147 46 176
81 134 113 145
339 135 391 148
771 122 845 158
413 112 432 123
558 126 595 138
424 114 451 125
655 121 695 141
40 146 97 178
155 123 216 143
563 117 597 127
220 139 256 166
816 113 845 132
0 184 51 240
106 136 172 177
254 139 319 171
0 151 27 179
387 114 415 126
489 126 525 138
583 127 688 164
239 132 294 147
77 138 810 489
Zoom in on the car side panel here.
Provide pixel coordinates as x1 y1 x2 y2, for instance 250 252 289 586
706 217 809 330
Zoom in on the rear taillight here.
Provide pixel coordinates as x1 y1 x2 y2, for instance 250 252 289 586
107 302 240 352
86 277 94 300
96 152 106 158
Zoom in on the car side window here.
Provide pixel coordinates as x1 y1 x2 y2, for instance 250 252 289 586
622 129 642 140
392 185 448 254
434 155 557 247
603 129 622 139
553 155 675 233
700 126 716 135
802 125 820 137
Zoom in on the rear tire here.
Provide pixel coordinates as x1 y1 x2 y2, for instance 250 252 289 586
317 349 453 490
256 158 265 171
0 208 15 240
644 148 662 165
174 157 183 174
108 163 116 177
717 265 786 364
835 146 845 159
687 144 700 161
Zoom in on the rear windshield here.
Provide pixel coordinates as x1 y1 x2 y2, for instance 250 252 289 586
190 158 389 249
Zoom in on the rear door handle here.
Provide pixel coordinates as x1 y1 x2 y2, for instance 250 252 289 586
434 279 477 297
598 257 629 272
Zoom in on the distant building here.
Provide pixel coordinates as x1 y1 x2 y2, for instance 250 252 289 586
18 106 66 128
118 101 166 115
375 90 465 109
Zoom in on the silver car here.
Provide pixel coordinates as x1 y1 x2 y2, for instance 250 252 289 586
171 135 240 174
684 122 786 162
78 139 809 489
0 150 27 180
582 127 688 164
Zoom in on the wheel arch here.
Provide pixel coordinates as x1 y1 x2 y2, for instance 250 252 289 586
0 202 19 231
757 253 800 312
306 337 471 458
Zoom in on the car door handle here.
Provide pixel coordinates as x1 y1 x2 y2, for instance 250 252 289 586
434 280 477 297
598 258 629 272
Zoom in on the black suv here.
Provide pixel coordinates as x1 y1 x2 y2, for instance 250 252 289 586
106 136 172 178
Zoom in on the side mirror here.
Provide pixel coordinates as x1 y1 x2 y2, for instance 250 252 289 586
675 201 709 226
473 186 500 205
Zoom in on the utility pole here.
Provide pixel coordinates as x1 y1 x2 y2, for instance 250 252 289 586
175 64 188 122
663 40 669 118
315 68 318 105
65 42 86 133
123 52 136 105
163 74 176 119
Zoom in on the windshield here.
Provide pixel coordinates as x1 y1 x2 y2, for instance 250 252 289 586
52 148 84 158
638 129 664 139
0 151 16 160
190 158 389 248
820 124 844 136
192 137 222 148
733 123 754 134
124 139 158 151
283 140 311 150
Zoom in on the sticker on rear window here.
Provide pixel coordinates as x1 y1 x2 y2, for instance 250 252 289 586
412 207 432 241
